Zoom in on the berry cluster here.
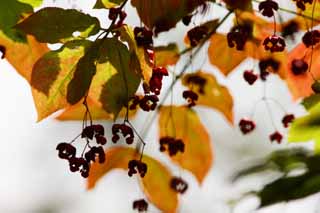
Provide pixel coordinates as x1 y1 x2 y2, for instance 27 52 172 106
243 70 258 85
56 124 106 178
183 90 199 107
108 7 127 28
170 177 188 194
259 58 280 81
128 159 147 177
263 35 286 52
0 45 5 59
112 123 134 144
293 0 313 10
134 27 153 48
149 67 169 95
159 137 185 156
227 25 250 50
133 199 148 212
302 30 320 48
239 114 295 144
130 95 159 112
187 25 209 47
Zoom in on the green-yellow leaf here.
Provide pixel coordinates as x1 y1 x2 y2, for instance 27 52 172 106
155 43 180 67
93 0 124 9
16 7 101 43
87 147 178 213
18 0 43 8
288 102 320 152
31 40 91 121
159 105 213 183
182 71 234 123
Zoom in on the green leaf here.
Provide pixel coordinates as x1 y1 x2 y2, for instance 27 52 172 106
302 94 320 110
0 0 33 41
16 7 101 43
93 0 124 9
95 38 140 119
288 102 320 151
31 40 92 121
67 41 100 105
18 0 43 8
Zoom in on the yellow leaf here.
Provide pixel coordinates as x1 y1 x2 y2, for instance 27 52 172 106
0 32 48 81
155 43 180 67
182 71 234 123
159 106 213 183
88 147 178 213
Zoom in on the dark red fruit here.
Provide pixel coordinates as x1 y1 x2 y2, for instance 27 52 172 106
269 131 283 144
68 157 90 178
95 135 107 145
85 146 105 164
81 125 95 140
134 27 153 48
139 95 159 111
282 114 295 128
302 30 320 48
239 119 256 134
159 137 185 156
133 199 148 212
259 58 280 81
56 143 76 160
259 0 279 17
183 90 198 107
293 0 313 10
227 25 250 50
170 177 188 194
128 160 147 178
112 123 134 144
263 35 286 52
291 59 308 75
149 67 168 95
243 70 258 85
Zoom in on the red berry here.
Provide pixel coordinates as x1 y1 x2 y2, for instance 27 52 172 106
269 131 283 144
282 114 295 128
259 0 279 17
170 177 188 194
302 30 320 48
133 199 148 212
291 59 308 75
243 70 258 85
239 119 256 134
263 35 286 52
182 90 198 107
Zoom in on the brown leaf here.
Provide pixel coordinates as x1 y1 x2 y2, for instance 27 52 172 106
88 147 178 213
159 105 213 183
182 71 234 123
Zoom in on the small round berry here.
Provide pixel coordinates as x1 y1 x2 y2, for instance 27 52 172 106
302 30 320 48
293 0 313 11
133 199 148 212
269 131 283 144
282 114 295 128
239 119 256 135
227 25 250 50
81 125 95 140
291 59 308 75
263 35 286 52
243 70 258 85
170 177 188 194
259 0 279 17
56 142 76 160
183 90 198 108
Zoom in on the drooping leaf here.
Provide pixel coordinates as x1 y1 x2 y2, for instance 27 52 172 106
56 97 138 120
154 43 180 67
116 25 153 82
182 71 234 123
93 38 140 119
94 0 124 9
0 33 49 82
31 40 91 121
159 105 213 183
18 0 43 8
208 33 248 75
16 7 101 43
131 0 209 34
87 147 178 213
0 0 34 41
286 43 320 99
66 41 100 105
288 101 320 151
302 94 320 110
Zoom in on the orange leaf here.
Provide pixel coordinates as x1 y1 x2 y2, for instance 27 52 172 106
158 106 213 183
155 43 180 67
56 97 138 120
182 71 234 123
286 43 320 99
88 147 178 213
208 33 248 75
0 32 48 82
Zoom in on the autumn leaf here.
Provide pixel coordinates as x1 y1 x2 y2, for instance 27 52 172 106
88 147 178 213
18 0 43 8
16 7 101 43
31 40 91 121
94 0 123 9
154 43 180 67
93 37 140 119
288 101 320 151
56 97 138 120
286 43 320 99
116 25 153 82
159 105 213 183
131 0 208 34
222 0 252 11
182 71 234 123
